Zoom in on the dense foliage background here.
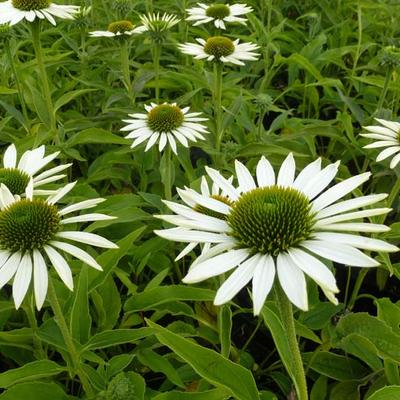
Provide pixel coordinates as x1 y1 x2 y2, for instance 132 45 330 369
1 0 400 399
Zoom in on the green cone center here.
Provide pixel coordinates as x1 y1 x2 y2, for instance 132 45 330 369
206 4 230 19
194 194 233 220
147 104 184 133
12 0 50 11
0 168 30 196
108 20 134 33
0 199 61 252
227 186 314 256
204 36 235 58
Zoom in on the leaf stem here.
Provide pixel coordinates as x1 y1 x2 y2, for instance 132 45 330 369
30 20 58 143
47 278 94 398
274 285 308 400
214 62 224 155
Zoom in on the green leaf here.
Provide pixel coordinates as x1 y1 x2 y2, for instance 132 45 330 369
152 389 231 400
54 89 96 112
124 285 215 312
147 320 260 400
367 386 400 400
0 360 65 388
218 305 232 358
70 266 91 344
65 128 129 147
137 348 185 387
336 313 400 362
305 351 369 381
329 381 359 400
82 327 155 351
0 382 69 400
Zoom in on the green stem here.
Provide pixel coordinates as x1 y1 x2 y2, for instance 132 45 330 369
47 278 94 398
214 62 224 154
5 41 30 133
347 268 368 310
121 40 131 92
163 146 172 200
377 177 400 225
376 68 393 113
30 20 57 142
24 293 45 359
274 285 308 400
153 43 161 102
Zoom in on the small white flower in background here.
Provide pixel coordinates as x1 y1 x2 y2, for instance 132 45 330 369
179 36 259 66
0 144 71 196
361 118 400 169
121 103 208 154
89 20 145 38
187 3 253 30
173 175 234 261
137 12 180 33
0 0 79 26
0 181 117 310
155 153 398 315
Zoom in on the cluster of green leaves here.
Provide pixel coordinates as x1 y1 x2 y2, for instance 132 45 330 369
1 0 400 399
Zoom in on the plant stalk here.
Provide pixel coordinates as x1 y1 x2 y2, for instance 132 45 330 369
47 278 94 398
153 43 161 101
274 285 308 400
214 62 224 154
30 20 58 142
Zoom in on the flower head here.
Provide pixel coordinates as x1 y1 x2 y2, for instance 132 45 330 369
121 103 208 154
0 144 71 196
187 3 252 30
155 154 397 315
138 12 180 33
179 36 259 65
0 181 117 309
89 20 144 37
0 0 79 26
361 118 400 169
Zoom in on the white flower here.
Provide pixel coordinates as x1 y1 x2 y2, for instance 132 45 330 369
0 181 117 310
361 118 400 169
0 144 71 196
89 19 145 37
179 36 259 66
186 3 252 30
155 154 397 315
174 175 234 261
120 103 208 154
137 12 180 33
0 0 79 26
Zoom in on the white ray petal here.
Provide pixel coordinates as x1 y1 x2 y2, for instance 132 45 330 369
205 167 240 200
59 198 105 216
252 254 275 315
277 153 295 187
12 253 32 309
277 253 308 310
47 182 77 205
44 245 73 290
61 213 116 224
0 252 21 290
33 250 48 310
56 231 118 249
256 156 275 187
235 160 256 193
3 144 17 168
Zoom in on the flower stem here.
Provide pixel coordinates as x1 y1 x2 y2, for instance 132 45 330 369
121 41 131 91
376 67 393 113
347 268 368 310
24 293 45 359
30 20 57 143
163 146 172 200
274 285 308 400
214 62 224 154
153 43 161 102
47 278 94 398
4 40 30 134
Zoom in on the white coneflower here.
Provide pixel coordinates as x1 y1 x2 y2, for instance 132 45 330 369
173 175 234 261
155 153 397 315
137 12 180 33
0 181 117 309
179 36 259 65
0 0 78 26
0 144 70 196
186 3 252 30
360 118 400 169
120 103 208 154
89 20 146 37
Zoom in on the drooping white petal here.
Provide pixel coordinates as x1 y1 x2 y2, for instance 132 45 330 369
276 253 308 311
61 213 116 224
183 249 249 284
301 240 379 267
252 254 275 315
0 183 16 209
0 252 21 290
12 253 33 309
44 245 73 290
47 182 77 205
154 227 231 243
56 231 118 249
59 198 105 216
33 250 48 310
